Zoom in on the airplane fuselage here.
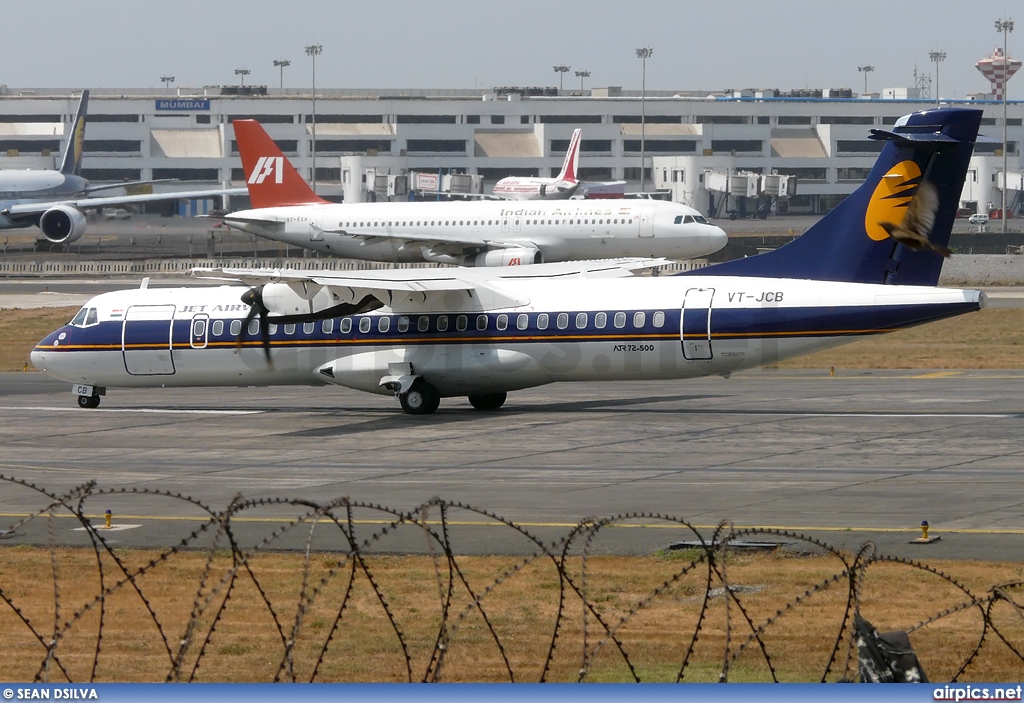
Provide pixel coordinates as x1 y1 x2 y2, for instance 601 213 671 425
224 200 727 265
31 277 983 403
0 171 90 228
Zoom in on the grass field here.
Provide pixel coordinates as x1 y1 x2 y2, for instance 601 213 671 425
1 546 1022 683
5 306 1023 373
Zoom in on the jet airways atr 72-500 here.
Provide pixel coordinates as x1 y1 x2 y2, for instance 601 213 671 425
222 120 727 265
33 108 984 415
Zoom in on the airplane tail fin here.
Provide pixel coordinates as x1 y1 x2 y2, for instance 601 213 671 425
555 128 582 183
233 119 329 208
688 108 982 286
58 90 88 176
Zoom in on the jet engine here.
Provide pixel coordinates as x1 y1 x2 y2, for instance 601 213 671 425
39 206 88 244
471 247 542 267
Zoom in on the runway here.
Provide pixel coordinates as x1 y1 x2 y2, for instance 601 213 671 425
0 370 1022 560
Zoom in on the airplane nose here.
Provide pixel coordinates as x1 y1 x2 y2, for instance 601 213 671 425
709 225 728 253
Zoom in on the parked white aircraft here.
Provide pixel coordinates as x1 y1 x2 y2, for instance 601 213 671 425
0 90 245 245
222 120 727 266
32 108 984 415
491 128 582 200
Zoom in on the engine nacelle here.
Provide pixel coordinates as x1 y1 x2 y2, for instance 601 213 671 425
39 205 87 244
471 247 542 267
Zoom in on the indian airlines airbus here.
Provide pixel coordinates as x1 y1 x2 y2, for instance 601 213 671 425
490 128 582 200
221 120 727 266
32 108 984 415
0 90 245 245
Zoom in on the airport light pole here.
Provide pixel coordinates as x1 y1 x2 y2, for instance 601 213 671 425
234 68 251 87
636 46 653 192
553 64 570 92
575 69 590 93
305 43 323 194
273 59 291 91
996 18 1014 234
160 75 175 90
857 64 874 95
929 51 946 105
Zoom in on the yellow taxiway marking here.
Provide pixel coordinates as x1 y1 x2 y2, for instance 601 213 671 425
4 513 1024 535
910 371 966 379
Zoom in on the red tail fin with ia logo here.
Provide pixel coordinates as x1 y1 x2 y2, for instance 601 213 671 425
233 120 328 208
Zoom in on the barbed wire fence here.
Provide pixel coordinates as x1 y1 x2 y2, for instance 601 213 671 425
0 475 1022 683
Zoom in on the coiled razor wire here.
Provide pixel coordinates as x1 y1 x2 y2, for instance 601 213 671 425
0 475 1021 683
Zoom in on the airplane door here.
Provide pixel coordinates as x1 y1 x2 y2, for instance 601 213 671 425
639 204 655 238
680 288 714 360
513 217 522 233
122 305 176 375
501 217 510 234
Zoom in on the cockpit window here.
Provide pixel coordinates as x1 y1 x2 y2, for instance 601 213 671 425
70 307 88 326
70 307 99 328
693 215 709 225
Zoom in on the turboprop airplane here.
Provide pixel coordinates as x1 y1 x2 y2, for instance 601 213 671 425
0 90 245 245
32 108 985 415
221 119 727 265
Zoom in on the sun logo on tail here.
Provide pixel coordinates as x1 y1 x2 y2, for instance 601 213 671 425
864 160 922 242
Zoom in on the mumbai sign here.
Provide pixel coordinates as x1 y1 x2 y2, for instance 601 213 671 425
155 99 211 111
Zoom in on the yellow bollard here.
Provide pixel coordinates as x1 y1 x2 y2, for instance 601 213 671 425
22 362 27 372
920 520 929 540
104 510 112 529
830 366 835 377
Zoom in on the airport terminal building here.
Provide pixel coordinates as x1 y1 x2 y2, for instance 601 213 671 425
0 85 1020 218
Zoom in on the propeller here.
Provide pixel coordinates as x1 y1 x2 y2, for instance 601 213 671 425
238 286 272 361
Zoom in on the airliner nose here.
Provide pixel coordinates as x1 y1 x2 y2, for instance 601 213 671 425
709 225 728 254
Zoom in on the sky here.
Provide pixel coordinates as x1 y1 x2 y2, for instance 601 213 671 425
1 0 1020 99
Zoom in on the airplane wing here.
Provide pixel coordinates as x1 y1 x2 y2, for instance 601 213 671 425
189 258 666 314
1 187 249 218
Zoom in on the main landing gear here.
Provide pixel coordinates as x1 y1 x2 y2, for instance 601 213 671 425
468 392 507 411
399 379 441 415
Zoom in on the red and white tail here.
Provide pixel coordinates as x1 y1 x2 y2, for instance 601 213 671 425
554 128 582 183
233 120 328 208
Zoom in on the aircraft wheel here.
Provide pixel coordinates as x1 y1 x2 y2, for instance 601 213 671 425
400 380 440 415
468 392 507 411
78 394 100 409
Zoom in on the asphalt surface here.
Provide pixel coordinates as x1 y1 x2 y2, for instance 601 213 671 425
1 370 1022 561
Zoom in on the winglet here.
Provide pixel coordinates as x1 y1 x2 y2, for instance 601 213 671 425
59 90 88 176
233 119 329 208
555 128 581 183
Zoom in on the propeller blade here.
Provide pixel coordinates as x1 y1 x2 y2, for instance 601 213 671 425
259 308 271 361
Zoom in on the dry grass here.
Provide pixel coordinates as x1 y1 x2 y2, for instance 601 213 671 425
4 307 1023 373
0 547 1021 682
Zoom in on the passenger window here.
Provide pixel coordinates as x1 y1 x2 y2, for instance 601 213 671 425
653 311 665 328
230 320 241 336
556 313 569 330
321 319 334 334
212 320 224 336
595 312 607 329
496 314 508 331
85 308 98 326
537 313 549 330
358 317 371 334
341 318 352 334
516 313 529 331
192 319 206 337
303 322 315 334
633 311 646 328
284 323 296 335
248 319 260 336
614 312 626 329
437 315 449 332
268 324 278 335
397 316 409 332
417 316 429 332
378 317 390 333
476 314 488 331
456 315 468 331
575 312 588 329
